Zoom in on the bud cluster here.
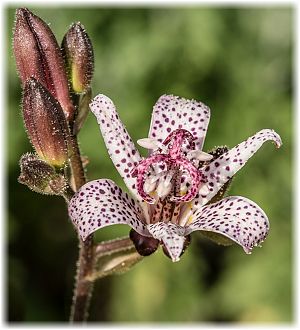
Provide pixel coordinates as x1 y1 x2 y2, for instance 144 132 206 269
13 8 94 193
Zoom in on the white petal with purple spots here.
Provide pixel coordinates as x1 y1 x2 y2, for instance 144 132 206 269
194 129 282 206
148 95 210 151
147 222 186 262
68 179 149 241
186 196 270 254
90 94 142 201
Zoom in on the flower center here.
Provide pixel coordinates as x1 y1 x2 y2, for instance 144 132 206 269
132 129 203 204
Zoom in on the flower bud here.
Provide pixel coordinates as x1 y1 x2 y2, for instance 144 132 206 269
61 22 94 94
129 229 159 257
13 8 74 121
18 153 68 195
22 78 70 167
162 235 191 260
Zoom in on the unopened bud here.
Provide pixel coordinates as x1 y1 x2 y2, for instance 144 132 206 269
22 78 69 167
62 22 94 94
13 8 74 121
18 153 68 195
129 229 159 257
162 235 191 260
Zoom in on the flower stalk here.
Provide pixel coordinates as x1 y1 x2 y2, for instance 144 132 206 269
66 106 94 323
70 235 94 322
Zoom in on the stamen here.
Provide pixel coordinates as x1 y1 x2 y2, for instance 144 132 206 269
133 129 203 204
188 150 213 161
156 170 175 199
144 177 158 194
157 177 172 199
151 199 164 223
137 138 159 150
132 153 169 204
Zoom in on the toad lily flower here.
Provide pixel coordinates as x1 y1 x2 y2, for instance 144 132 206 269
68 94 282 262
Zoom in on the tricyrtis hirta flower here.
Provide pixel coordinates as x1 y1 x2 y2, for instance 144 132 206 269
69 94 282 262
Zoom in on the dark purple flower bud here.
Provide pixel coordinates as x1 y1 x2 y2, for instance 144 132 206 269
18 153 67 195
62 22 94 94
13 8 74 121
22 78 70 167
162 235 191 260
129 229 159 257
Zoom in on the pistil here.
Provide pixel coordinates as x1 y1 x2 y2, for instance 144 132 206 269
133 129 203 204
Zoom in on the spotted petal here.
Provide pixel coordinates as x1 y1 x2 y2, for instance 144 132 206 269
148 95 210 150
186 196 269 254
90 94 142 200
68 179 149 241
147 222 186 262
194 129 282 206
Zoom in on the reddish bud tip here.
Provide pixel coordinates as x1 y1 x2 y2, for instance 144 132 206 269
13 8 74 121
22 78 70 167
62 22 94 94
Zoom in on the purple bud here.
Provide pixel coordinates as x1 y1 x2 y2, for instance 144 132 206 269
162 235 191 260
18 153 67 195
129 229 159 257
22 78 70 167
13 8 74 121
62 22 94 94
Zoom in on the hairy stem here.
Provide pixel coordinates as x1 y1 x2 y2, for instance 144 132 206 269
68 135 86 191
70 235 95 322
68 133 95 322
95 237 135 256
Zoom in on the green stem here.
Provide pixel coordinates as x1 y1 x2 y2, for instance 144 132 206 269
68 134 95 322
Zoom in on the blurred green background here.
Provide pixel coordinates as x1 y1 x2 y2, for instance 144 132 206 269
6 5 293 323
